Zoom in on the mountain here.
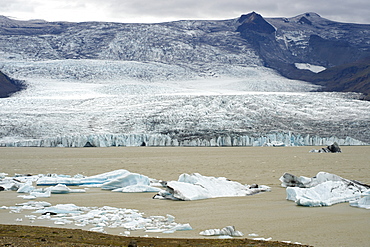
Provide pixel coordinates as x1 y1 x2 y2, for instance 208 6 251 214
0 12 369 97
0 13 369 147
309 56 370 100
236 12 370 97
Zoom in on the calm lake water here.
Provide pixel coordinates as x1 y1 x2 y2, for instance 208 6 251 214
0 146 369 247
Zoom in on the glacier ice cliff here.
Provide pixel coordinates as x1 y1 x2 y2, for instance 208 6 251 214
0 132 366 147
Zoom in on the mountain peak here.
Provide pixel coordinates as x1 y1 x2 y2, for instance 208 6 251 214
237 12 275 34
290 12 323 24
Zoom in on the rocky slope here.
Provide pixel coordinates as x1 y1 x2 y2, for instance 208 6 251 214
0 70 24 98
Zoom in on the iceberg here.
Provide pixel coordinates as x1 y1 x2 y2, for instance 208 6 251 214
101 173 152 191
112 185 161 193
36 169 131 186
350 195 370 209
1 169 162 198
309 142 342 153
16 180 35 193
35 169 160 192
48 184 86 194
18 189 51 200
280 172 370 207
199 226 243 237
153 173 270 201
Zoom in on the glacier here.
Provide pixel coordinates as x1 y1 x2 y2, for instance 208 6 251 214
0 59 369 147
280 172 370 207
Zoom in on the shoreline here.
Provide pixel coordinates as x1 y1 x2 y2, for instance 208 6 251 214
0 224 310 246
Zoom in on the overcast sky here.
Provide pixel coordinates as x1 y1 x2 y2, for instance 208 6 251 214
2 0 370 24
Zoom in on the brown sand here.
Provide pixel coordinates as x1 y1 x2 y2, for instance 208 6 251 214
0 146 369 246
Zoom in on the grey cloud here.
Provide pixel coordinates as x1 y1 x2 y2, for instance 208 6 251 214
1 0 370 24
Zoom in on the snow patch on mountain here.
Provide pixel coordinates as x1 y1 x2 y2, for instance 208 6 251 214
295 63 326 73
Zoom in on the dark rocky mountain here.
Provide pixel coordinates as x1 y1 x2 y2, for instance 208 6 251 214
305 56 370 100
0 12 369 98
237 12 370 98
0 70 24 98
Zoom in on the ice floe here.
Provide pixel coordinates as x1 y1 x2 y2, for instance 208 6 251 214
350 194 370 209
153 173 270 201
199 226 244 237
280 171 370 207
1 201 192 234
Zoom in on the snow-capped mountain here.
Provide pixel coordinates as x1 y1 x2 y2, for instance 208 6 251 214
0 12 369 147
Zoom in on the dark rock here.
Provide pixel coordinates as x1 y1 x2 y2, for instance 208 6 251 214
42 212 58 215
237 12 276 34
298 16 312 25
84 141 95 147
326 142 341 153
0 71 25 98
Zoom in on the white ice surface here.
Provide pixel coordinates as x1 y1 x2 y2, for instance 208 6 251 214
154 173 270 201
350 195 370 209
294 63 326 73
281 172 370 207
199 226 244 237
0 170 160 200
1 59 368 147
2 202 192 234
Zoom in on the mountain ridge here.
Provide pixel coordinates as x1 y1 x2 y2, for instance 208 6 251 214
0 12 369 98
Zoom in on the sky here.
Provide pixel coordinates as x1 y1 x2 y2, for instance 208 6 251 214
1 0 370 24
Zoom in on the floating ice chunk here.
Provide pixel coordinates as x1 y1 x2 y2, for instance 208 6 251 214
48 184 86 194
89 226 106 233
162 223 193 233
34 204 82 215
29 189 51 198
16 201 52 209
280 171 346 188
199 226 243 237
18 189 52 200
252 237 272 241
101 173 151 190
154 173 270 201
0 178 21 191
282 172 370 207
350 195 370 209
112 185 161 193
289 181 363 206
37 169 131 186
4 202 192 234
16 180 35 193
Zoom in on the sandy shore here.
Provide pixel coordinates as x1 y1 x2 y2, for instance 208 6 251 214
0 146 369 246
